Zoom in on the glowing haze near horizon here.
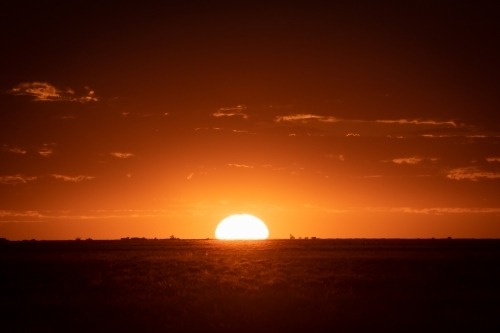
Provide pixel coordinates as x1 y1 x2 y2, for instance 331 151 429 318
1 2 499 240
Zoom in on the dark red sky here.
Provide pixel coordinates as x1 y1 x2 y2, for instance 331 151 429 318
1 1 499 239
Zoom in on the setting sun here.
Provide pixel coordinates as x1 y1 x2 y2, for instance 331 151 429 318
215 214 269 240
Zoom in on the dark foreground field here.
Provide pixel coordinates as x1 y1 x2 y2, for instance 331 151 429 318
1 239 499 332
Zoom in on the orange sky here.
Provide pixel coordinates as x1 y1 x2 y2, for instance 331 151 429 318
1 2 499 239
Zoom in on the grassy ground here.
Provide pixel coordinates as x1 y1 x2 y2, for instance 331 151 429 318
1 239 499 332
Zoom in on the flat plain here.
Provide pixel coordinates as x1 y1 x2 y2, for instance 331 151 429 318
1 239 499 332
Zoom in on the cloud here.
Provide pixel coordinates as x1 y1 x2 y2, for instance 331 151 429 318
57 114 75 119
121 112 165 117
213 105 248 119
486 157 500 162
111 152 135 158
0 174 37 185
0 210 44 218
290 204 500 215
2 145 26 154
447 167 500 181
0 209 174 221
392 157 422 164
10 82 98 102
466 135 500 138
228 164 253 168
422 134 451 138
390 207 500 214
0 173 95 185
375 119 457 126
11 82 60 101
325 154 345 161
38 143 55 157
422 134 500 138
9 148 26 154
39 150 53 157
79 89 98 103
326 209 349 213
346 133 360 137
275 115 455 127
51 174 95 182
390 157 437 164
275 114 338 123
187 173 193 180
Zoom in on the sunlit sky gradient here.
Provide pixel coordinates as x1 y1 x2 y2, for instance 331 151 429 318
1 2 499 239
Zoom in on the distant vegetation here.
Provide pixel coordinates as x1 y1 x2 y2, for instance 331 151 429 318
290 234 318 240
119 236 179 241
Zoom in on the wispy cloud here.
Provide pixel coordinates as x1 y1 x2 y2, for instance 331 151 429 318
392 157 422 164
422 134 451 138
56 114 75 119
275 114 456 127
2 206 498 223
275 114 338 123
0 209 173 221
2 144 26 154
121 112 167 117
466 135 500 138
0 173 95 185
0 174 37 185
325 154 345 161
213 105 248 119
306 205 500 215
51 174 95 182
228 164 253 168
111 152 135 158
10 82 98 103
389 207 500 214
447 167 500 181
326 209 350 213
422 134 499 138
187 173 193 180
9 147 26 154
375 119 456 126
38 143 55 157
346 133 360 137
486 157 500 162
0 210 44 218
